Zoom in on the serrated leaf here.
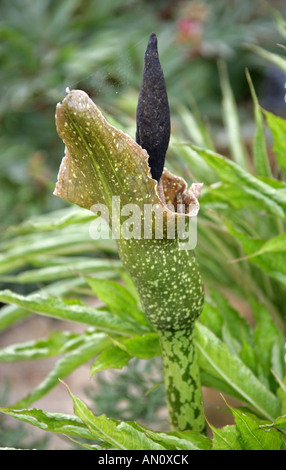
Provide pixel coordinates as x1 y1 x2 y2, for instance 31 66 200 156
90 346 131 376
5 207 96 236
11 333 111 409
0 331 82 362
223 220 286 287
1 258 122 284
230 407 283 450
90 332 160 376
190 144 286 219
210 424 242 450
66 385 166 450
0 289 139 335
203 183 281 215
0 407 95 441
0 277 86 332
141 427 212 450
195 323 281 422
121 332 160 359
85 277 148 326
0 229 102 275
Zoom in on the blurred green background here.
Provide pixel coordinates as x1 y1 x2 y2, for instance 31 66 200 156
1 0 286 229
1 0 286 450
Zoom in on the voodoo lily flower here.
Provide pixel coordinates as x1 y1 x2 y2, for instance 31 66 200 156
54 33 205 432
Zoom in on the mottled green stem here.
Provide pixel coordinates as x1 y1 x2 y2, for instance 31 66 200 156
158 327 205 433
119 238 205 432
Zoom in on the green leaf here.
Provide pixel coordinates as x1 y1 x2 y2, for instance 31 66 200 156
223 220 286 287
90 346 132 376
277 374 286 416
177 103 215 150
85 277 148 326
0 289 139 335
239 330 257 376
200 301 224 340
263 108 286 173
190 144 286 219
0 303 31 333
229 407 283 450
252 299 285 389
209 424 242 450
218 60 248 169
5 207 96 236
245 233 286 259
200 372 243 401
195 323 281 422
0 331 82 362
0 407 95 441
210 289 253 351
141 427 212 450
90 332 160 376
264 415 286 431
120 271 141 303
202 182 285 216
120 332 161 360
12 332 111 409
0 277 86 332
0 228 106 275
245 69 271 178
1 258 122 284
246 43 286 74
170 430 212 450
273 9 286 40
66 385 167 450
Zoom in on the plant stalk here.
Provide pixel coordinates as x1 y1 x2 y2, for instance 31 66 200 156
158 327 205 433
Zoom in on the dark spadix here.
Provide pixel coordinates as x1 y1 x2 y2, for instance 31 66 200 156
136 33 171 182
